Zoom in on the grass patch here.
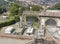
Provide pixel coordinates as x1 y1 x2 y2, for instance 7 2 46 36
33 22 40 29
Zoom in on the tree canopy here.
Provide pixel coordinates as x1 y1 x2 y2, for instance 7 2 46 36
9 3 25 15
9 3 20 15
48 3 60 10
31 5 43 11
0 5 7 14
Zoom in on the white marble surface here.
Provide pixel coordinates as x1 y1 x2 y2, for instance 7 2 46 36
47 27 60 39
0 38 30 44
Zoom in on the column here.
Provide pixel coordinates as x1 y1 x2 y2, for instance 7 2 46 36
22 14 27 28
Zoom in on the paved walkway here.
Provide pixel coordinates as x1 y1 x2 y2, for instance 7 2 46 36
0 38 31 44
46 27 60 44
45 30 53 40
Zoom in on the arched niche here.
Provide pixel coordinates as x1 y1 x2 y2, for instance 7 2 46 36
45 19 57 26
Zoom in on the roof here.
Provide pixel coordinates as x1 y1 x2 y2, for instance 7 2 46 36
22 11 40 16
15 28 23 32
39 10 60 17
26 27 33 33
22 10 60 17
5 27 13 32
38 29 44 36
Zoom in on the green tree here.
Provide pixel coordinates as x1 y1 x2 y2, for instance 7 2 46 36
48 3 60 10
9 3 20 15
18 7 25 15
9 3 25 16
0 5 7 14
31 5 43 11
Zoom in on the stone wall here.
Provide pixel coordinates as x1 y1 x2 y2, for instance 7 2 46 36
39 17 60 27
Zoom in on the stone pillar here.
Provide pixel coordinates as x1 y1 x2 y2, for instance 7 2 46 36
22 14 27 28
20 16 22 28
41 18 45 26
39 17 45 27
38 17 45 31
57 19 60 26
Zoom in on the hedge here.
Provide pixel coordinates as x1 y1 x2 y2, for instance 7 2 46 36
0 15 20 28
26 16 38 21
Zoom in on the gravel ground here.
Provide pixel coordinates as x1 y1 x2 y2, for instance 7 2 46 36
0 38 30 44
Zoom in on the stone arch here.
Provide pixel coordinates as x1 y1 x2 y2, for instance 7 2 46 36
45 19 57 26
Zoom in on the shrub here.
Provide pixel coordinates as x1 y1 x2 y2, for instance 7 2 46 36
31 5 43 11
0 15 20 28
26 16 38 21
